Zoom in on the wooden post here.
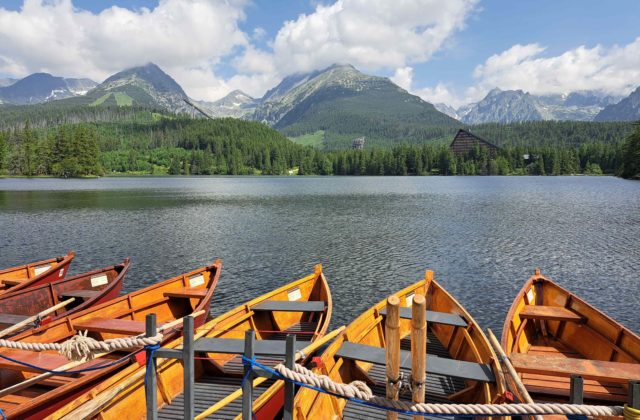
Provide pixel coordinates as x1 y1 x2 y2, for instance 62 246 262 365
145 314 157 420
385 295 400 420
411 294 426 420
569 375 584 404
284 334 296 420
183 316 195 420
242 330 255 420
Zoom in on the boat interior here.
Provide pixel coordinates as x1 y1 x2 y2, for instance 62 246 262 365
0 253 74 294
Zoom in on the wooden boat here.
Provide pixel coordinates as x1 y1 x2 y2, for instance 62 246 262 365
0 259 221 419
295 270 507 419
0 252 75 295
0 259 130 336
46 264 332 420
501 269 640 406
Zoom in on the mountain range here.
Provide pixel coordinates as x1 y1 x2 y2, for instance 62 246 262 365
1 63 638 143
0 73 96 105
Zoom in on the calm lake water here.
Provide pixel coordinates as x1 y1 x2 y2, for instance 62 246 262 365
1 176 638 334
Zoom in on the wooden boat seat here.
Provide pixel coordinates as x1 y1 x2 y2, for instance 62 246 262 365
0 313 30 324
0 349 68 372
59 289 101 300
73 318 146 335
510 354 640 383
1 278 26 286
336 342 495 382
163 288 208 299
194 338 308 356
380 307 467 328
519 305 586 323
252 300 325 312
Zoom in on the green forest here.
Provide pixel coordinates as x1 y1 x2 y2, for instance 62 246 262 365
0 109 638 179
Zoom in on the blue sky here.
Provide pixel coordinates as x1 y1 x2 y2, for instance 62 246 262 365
1 0 639 106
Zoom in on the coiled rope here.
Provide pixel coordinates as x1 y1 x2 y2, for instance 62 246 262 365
0 330 163 362
261 359 625 417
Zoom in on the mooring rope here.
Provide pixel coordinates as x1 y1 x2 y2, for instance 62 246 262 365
255 359 625 417
0 331 163 362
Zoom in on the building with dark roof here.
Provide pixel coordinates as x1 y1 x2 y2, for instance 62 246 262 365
352 136 365 150
450 129 500 158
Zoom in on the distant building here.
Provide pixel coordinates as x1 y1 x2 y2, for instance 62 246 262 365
450 129 499 158
352 137 365 150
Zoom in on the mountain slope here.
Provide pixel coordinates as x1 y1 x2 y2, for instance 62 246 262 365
0 73 97 105
253 64 459 148
198 90 257 118
594 87 640 121
85 63 190 113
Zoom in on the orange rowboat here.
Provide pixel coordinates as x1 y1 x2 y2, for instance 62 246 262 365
0 259 130 336
0 252 75 295
501 269 640 407
0 259 221 419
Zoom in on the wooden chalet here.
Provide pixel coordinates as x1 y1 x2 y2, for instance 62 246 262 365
450 129 499 158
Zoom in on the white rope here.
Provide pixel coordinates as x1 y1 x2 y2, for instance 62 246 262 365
0 331 163 362
273 363 625 417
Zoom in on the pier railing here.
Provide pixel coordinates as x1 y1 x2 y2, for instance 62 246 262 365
144 313 640 420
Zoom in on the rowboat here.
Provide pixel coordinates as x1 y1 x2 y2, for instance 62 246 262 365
0 259 221 419
46 264 332 420
0 252 75 295
294 270 507 418
0 259 130 336
501 269 640 406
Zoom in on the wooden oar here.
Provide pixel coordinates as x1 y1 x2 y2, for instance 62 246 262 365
197 326 346 420
0 310 205 399
487 328 543 420
0 298 75 338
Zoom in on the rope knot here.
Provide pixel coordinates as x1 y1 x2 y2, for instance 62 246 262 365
59 330 103 362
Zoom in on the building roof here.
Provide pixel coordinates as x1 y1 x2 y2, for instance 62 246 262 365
450 129 500 150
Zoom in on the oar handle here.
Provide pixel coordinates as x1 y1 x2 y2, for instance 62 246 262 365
0 298 75 339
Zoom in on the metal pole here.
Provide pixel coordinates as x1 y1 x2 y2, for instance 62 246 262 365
629 380 640 409
145 313 157 420
569 375 584 404
183 316 195 420
242 330 255 420
284 334 296 420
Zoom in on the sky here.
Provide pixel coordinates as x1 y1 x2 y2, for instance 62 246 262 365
0 0 639 107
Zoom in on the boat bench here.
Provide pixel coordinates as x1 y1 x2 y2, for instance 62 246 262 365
1 278 25 286
59 289 101 301
163 288 208 299
336 342 495 382
194 338 308 356
510 354 640 383
252 300 325 312
74 318 146 335
0 349 69 372
519 305 585 323
0 313 30 324
379 308 468 328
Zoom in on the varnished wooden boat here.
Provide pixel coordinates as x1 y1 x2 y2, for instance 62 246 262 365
0 259 130 336
501 269 640 406
0 259 221 419
46 264 332 420
0 252 75 295
295 270 507 419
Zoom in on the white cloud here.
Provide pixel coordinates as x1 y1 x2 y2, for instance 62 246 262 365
390 67 413 91
472 38 640 98
415 83 463 107
269 0 478 73
0 0 249 100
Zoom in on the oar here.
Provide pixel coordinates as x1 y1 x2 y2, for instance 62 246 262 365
0 310 205 399
487 328 543 420
197 325 346 420
0 298 75 339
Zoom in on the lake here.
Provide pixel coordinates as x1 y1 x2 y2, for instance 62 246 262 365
1 176 638 334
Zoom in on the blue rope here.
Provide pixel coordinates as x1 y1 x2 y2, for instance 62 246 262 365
144 343 161 386
241 356 560 418
0 349 142 375
240 356 258 420
0 407 6 420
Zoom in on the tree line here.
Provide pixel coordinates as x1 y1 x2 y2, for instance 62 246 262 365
0 117 638 178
